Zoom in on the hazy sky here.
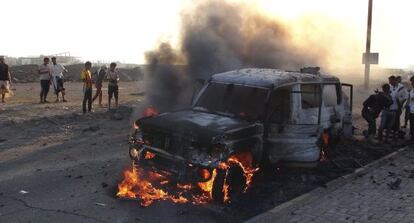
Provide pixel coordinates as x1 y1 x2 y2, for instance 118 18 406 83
1 0 413 68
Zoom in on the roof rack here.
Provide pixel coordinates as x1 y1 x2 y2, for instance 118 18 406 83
300 67 320 75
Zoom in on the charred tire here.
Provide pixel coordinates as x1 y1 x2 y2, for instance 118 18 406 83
212 164 247 203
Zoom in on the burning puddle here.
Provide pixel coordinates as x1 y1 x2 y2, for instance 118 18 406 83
117 152 259 207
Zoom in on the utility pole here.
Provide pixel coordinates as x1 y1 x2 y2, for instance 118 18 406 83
364 0 373 89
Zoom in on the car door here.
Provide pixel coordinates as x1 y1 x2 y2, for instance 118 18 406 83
264 84 321 165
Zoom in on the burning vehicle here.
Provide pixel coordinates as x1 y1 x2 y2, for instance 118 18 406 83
123 68 353 204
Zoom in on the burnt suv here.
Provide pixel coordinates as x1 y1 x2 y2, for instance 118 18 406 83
129 68 353 202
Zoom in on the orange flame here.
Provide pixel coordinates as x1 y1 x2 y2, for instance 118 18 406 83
144 151 156 160
320 132 329 162
117 151 259 206
143 106 159 117
117 165 188 207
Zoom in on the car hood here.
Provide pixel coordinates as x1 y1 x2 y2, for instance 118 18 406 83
138 110 261 143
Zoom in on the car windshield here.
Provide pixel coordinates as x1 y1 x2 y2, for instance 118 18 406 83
194 82 269 121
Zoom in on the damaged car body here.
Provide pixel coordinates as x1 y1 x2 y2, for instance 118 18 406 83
129 68 353 202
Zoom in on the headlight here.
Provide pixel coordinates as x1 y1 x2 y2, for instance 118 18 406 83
198 168 211 181
129 147 141 159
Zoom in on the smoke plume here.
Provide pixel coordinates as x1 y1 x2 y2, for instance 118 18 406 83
142 0 326 113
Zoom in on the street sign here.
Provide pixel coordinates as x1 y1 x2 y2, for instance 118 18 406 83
363 52 379 64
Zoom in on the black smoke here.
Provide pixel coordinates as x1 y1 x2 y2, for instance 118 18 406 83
141 0 321 113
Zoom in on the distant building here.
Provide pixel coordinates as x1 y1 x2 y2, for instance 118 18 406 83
4 52 79 66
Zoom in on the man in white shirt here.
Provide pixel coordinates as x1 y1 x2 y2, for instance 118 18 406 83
389 75 408 139
38 57 51 103
50 57 68 102
106 62 120 110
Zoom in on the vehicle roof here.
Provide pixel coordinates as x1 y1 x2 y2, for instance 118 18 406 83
210 68 340 89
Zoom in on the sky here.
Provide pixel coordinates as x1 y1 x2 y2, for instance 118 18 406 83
1 0 413 68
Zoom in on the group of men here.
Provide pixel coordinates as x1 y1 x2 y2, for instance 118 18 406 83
39 57 120 113
362 75 414 143
79 61 119 113
0 56 120 114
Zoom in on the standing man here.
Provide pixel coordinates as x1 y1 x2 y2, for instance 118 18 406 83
378 84 395 143
0 56 12 103
50 57 68 102
408 76 414 141
389 75 408 139
362 84 393 143
38 57 51 103
92 65 107 106
106 62 119 110
80 61 93 113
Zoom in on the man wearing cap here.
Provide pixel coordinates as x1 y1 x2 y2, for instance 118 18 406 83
0 56 12 103
50 57 68 102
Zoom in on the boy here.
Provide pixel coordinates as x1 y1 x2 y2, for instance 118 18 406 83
106 62 119 110
80 61 93 113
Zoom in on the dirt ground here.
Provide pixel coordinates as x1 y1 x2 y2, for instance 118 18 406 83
0 81 408 222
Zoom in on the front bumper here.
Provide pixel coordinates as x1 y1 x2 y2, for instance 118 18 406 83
129 143 215 183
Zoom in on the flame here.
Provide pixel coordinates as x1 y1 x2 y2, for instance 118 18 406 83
320 132 329 162
117 165 188 207
117 151 259 206
143 106 159 117
144 151 156 160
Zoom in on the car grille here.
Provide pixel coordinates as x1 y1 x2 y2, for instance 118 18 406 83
143 131 188 154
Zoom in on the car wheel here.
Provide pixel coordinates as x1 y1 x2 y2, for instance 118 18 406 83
212 163 247 203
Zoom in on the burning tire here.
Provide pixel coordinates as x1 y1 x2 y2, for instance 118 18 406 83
212 163 247 203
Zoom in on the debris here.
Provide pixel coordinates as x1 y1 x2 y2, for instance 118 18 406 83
0 139 7 143
101 182 108 188
389 162 397 167
388 171 396 177
75 175 83 179
177 209 189 215
111 113 123 120
94 202 107 207
387 178 402 190
19 190 29 195
409 173 414 179
83 125 100 132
